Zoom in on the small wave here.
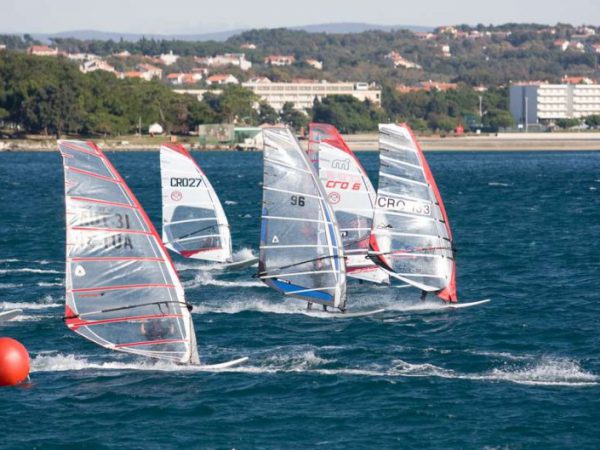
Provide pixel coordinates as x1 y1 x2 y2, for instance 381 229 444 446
31 353 185 373
488 182 511 187
481 357 598 387
467 350 533 361
37 281 64 287
224 200 238 205
11 314 45 322
192 296 308 315
590 186 597 191
0 300 61 310
0 268 61 274
0 258 20 263
0 283 24 289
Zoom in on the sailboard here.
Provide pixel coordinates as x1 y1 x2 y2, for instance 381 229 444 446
58 140 244 366
369 124 458 303
258 128 348 311
160 143 258 268
308 123 390 285
0 309 22 322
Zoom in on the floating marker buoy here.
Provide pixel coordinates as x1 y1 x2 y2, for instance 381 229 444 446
0 337 30 387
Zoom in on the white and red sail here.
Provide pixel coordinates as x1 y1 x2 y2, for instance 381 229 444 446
308 123 389 285
369 124 457 302
59 140 199 363
160 143 232 262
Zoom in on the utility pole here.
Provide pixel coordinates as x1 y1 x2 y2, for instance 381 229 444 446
524 96 529 133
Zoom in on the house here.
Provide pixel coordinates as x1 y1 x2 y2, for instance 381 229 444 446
413 32 435 40
554 40 570 51
384 51 422 69
264 55 295 66
571 41 585 52
66 52 100 61
136 64 163 80
435 26 458 36
113 50 131 58
166 72 203 85
206 74 239 85
593 44 600 54
196 54 252 71
240 43 257 50
395 80 458 93
0 44 6 51
439 44 451 57
247 76 271 84
305 59 323 70
576 26 596 36
562 75 594 85
80 59 116 74
27 45 58 56
159 50 179 66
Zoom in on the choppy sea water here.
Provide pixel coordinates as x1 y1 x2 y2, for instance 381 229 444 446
0 150 599 449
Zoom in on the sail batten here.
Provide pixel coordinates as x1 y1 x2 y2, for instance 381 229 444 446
259 128 347 309
160 143 232 262
308 123 390 284
370 124 457 302
59 140 199 364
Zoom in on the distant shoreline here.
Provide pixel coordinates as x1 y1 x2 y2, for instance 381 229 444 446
2 132 600 152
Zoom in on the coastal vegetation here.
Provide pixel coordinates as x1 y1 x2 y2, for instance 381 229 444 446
1 23 598 137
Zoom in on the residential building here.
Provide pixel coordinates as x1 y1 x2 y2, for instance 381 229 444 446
80 59 116 74
66 52 100 61
206 74 239 85
196 53 252 71
510 81 600 124
554 40 570 51
241 80 381 111
395 80 458 93
593 44 600 54
159 50 179 66
136 64 163 80
0 44 6 51
384 51 422 69
166 72 203 85
27 45 58 56
240 43 257 50
264 55 295 66
413 32 435 40
305 59 323 70
439 44 451 57
113 50 131 58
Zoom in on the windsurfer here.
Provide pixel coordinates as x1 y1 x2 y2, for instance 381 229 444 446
140 319 176 341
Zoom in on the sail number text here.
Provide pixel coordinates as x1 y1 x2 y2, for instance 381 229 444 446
290 195 306 207
325 180 361 190
377 195 431 216
170 177 203 188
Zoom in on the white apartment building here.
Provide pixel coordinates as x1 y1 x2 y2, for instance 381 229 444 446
241 80 382 111
510 82 600 124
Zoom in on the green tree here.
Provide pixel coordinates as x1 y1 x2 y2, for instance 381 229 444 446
280 102 308 131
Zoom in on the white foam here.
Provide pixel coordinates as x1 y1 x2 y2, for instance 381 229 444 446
0 283 24 289
185 272 264 289
0 268 61 274
0 258 19 263
224 200 238 205
231 247 256 262
488 182 511 187
37 281 64 287
191 296 306 315
0 298 62 310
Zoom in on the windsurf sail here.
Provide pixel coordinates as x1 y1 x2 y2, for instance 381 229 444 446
369 124 457 302
160 143 232 262
308 123 389 285
259 128 347 310
59 140 200 364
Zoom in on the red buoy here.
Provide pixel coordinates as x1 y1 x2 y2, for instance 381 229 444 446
0 337 30 386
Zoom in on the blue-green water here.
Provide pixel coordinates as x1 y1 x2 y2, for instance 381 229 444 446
1 150 599 449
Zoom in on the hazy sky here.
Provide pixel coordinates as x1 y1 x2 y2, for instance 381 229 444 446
3 0 599 34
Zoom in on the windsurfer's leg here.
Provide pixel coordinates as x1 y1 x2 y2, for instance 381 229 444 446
323 305 328 312
307 302 313 311
420 290 427 302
